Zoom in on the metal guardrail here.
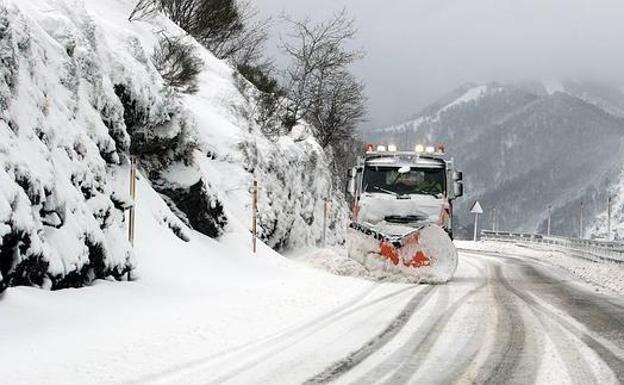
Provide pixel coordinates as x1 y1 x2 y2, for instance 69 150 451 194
480 230 624 264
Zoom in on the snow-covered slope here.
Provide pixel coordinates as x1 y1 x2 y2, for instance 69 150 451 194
368 81 624 239
0 0 346 291
0 164 415 385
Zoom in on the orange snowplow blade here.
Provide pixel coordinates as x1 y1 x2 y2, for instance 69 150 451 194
379 231 431 268
347 222 457 283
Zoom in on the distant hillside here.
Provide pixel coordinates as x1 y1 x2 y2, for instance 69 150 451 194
367 82 624 239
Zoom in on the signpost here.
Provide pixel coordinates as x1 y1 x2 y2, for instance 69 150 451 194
471 201 483 242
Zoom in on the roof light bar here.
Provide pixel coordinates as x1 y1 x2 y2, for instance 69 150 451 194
365 143 447 155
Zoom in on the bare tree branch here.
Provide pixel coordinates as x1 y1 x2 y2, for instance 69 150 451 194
279 9 364 130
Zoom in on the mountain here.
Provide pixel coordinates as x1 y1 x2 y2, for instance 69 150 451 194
367 81 624 239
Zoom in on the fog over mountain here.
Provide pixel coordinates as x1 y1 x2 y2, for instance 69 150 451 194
254 0 624 130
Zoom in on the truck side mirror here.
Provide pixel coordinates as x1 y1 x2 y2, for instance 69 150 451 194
347 178 357 196
454 181 464 198
454 170 463 182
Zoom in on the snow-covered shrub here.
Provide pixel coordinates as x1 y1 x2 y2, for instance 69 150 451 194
113 84 196 164
208 58 350 251
235 133 348 251
0 3 134 292
113 83 228 238
152 35 203 94
233 66 284 140
0 0 227 292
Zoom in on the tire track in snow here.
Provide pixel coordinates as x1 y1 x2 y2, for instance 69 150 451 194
300 285 437 385
499 260 624 383
521 261 624 345
525 301 598 385
469 251 621 384
125 283 381 385
204 285 422 385
379 283 488 385
470 264 538 385
326 258 489 385
408 257 497 385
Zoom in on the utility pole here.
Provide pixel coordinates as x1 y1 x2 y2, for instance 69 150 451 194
608 196 612 241
547 205 551 236
579 201 584 239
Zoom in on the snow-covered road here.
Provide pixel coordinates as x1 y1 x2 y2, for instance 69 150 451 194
141 249 624 385
310 249 624 385
3 244 624 385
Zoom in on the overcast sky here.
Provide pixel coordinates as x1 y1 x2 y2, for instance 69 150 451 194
253 0 624 130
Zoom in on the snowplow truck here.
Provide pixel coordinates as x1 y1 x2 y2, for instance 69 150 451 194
346 144 464 283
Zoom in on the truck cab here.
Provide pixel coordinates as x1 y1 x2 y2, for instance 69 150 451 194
347 144 463 238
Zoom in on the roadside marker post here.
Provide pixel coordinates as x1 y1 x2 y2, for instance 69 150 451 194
128 157 137 246
252 179 258 253
322 179 332 249
579 201 584 239
471 201 483 242
127 156 137 281
547 205 552 236
490 207 497 231
608 196 612 241
322 199 330 248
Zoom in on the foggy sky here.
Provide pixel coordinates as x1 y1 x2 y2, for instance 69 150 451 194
253 0 624 130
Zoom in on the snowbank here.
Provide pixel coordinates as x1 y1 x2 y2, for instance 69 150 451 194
457 240 624 296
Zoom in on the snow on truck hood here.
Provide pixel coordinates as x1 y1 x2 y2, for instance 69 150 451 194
358 193 443 226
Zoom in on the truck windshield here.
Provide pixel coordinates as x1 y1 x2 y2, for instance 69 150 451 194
363 166 445 197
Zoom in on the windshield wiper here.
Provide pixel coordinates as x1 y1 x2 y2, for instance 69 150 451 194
372 186 410 199
414 190 443 198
